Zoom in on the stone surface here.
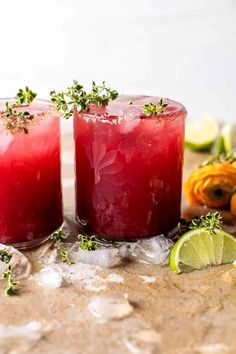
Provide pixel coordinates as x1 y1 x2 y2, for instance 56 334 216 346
0 133 236 354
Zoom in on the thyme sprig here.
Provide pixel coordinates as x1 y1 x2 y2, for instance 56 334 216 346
3 265 18 296
51 230 73 265
143 99 168 116
50 80 118 119
58 247 74 265
0 87 37 133
0 249 12 264
189 212 222 235
201 150 236 167
15 86 37 105
78 234 97 251
0 249 18 296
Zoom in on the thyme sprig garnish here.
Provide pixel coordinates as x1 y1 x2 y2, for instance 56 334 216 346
0 249 18 296
78 234 97 251
15 86 37 105
51 229 66 242
189 212 222 235
143 99 168 116
0 249 12 263
0 87 37 133
201 150 236 167
58 247 74 265
51 230 74 265
3 265 18 296
50 80 118 119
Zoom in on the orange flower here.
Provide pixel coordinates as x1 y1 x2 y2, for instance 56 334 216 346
184 162 236 208
230 191 236 216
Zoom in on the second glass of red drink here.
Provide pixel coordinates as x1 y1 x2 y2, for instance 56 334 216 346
74 95 187 240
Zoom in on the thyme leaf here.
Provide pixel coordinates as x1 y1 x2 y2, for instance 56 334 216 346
189 212 222 235
143 99 168 116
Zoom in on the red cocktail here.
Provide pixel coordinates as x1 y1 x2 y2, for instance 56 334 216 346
0 99 63 248
74 96 187 240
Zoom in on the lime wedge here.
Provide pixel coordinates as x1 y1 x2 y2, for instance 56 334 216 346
170 228 236 273
215 123 233 154
185 116 219 151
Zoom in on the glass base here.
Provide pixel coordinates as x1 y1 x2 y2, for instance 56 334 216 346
4 222 64 250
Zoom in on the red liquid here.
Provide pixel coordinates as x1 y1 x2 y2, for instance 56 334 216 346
74 96 187 240
0 100 63 247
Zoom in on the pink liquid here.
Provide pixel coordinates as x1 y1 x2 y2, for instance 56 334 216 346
0 100 63 247
74 95 187 240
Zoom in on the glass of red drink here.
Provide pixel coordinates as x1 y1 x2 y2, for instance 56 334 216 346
74 96 187 240
0 99 63 248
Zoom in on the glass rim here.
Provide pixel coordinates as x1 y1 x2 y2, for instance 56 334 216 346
75 94 187 121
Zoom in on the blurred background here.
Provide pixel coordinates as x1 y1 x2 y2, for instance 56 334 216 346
0 0 235 132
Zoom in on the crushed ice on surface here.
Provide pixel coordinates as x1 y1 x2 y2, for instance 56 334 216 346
33 266 63 289
69 242 130 268
88 294 133 322
106 273 124 283
0 321 42 340
0 243 31 280
196 343 230 354
131 235 174 265
124 328 161 354
139 275 156 283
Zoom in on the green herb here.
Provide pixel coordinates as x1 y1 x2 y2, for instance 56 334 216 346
189 212 222 235
0 87 37 133
201 150 236 167
50 80 118 119
52 229 66 242
58 246 74 265
0 249 12 264
143 99 168 116
15 86 37 105
78 234 97 251
3 265 18 296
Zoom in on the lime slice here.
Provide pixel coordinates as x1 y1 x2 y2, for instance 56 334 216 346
170 228 236 273
215 123 233 154
185 116 219 151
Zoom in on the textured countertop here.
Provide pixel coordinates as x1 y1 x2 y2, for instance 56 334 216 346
0 133 236 354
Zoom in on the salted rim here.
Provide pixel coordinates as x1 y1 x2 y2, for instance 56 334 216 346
76 95 187 120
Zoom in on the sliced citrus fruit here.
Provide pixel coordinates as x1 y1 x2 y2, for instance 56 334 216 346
185 116 219 151
170 228 236 273
215 123 233 154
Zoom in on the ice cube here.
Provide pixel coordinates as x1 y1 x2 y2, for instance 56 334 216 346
124 328 161 354
33 265 63 288
0 243 31 279
88 294 133 322
70 243 130 268
131 235 173 265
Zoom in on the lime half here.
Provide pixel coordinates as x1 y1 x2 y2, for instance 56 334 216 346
185 116 219 151
215 123 233 154
170 228 236 273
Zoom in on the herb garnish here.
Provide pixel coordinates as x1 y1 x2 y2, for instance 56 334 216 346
189 212 222 235
58 246 74 265
143 99 168 116
0 87 37 134
201 150 236 167
3 265 18 296
0 249 12 264
78 234 97 251
52 229 66 242
0 249 18 296
51 229 74 265
15 86 37 105
50 80 118 119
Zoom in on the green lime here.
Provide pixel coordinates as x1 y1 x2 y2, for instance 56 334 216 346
185 116 219 151
170 228 236 273
215 123 233 154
